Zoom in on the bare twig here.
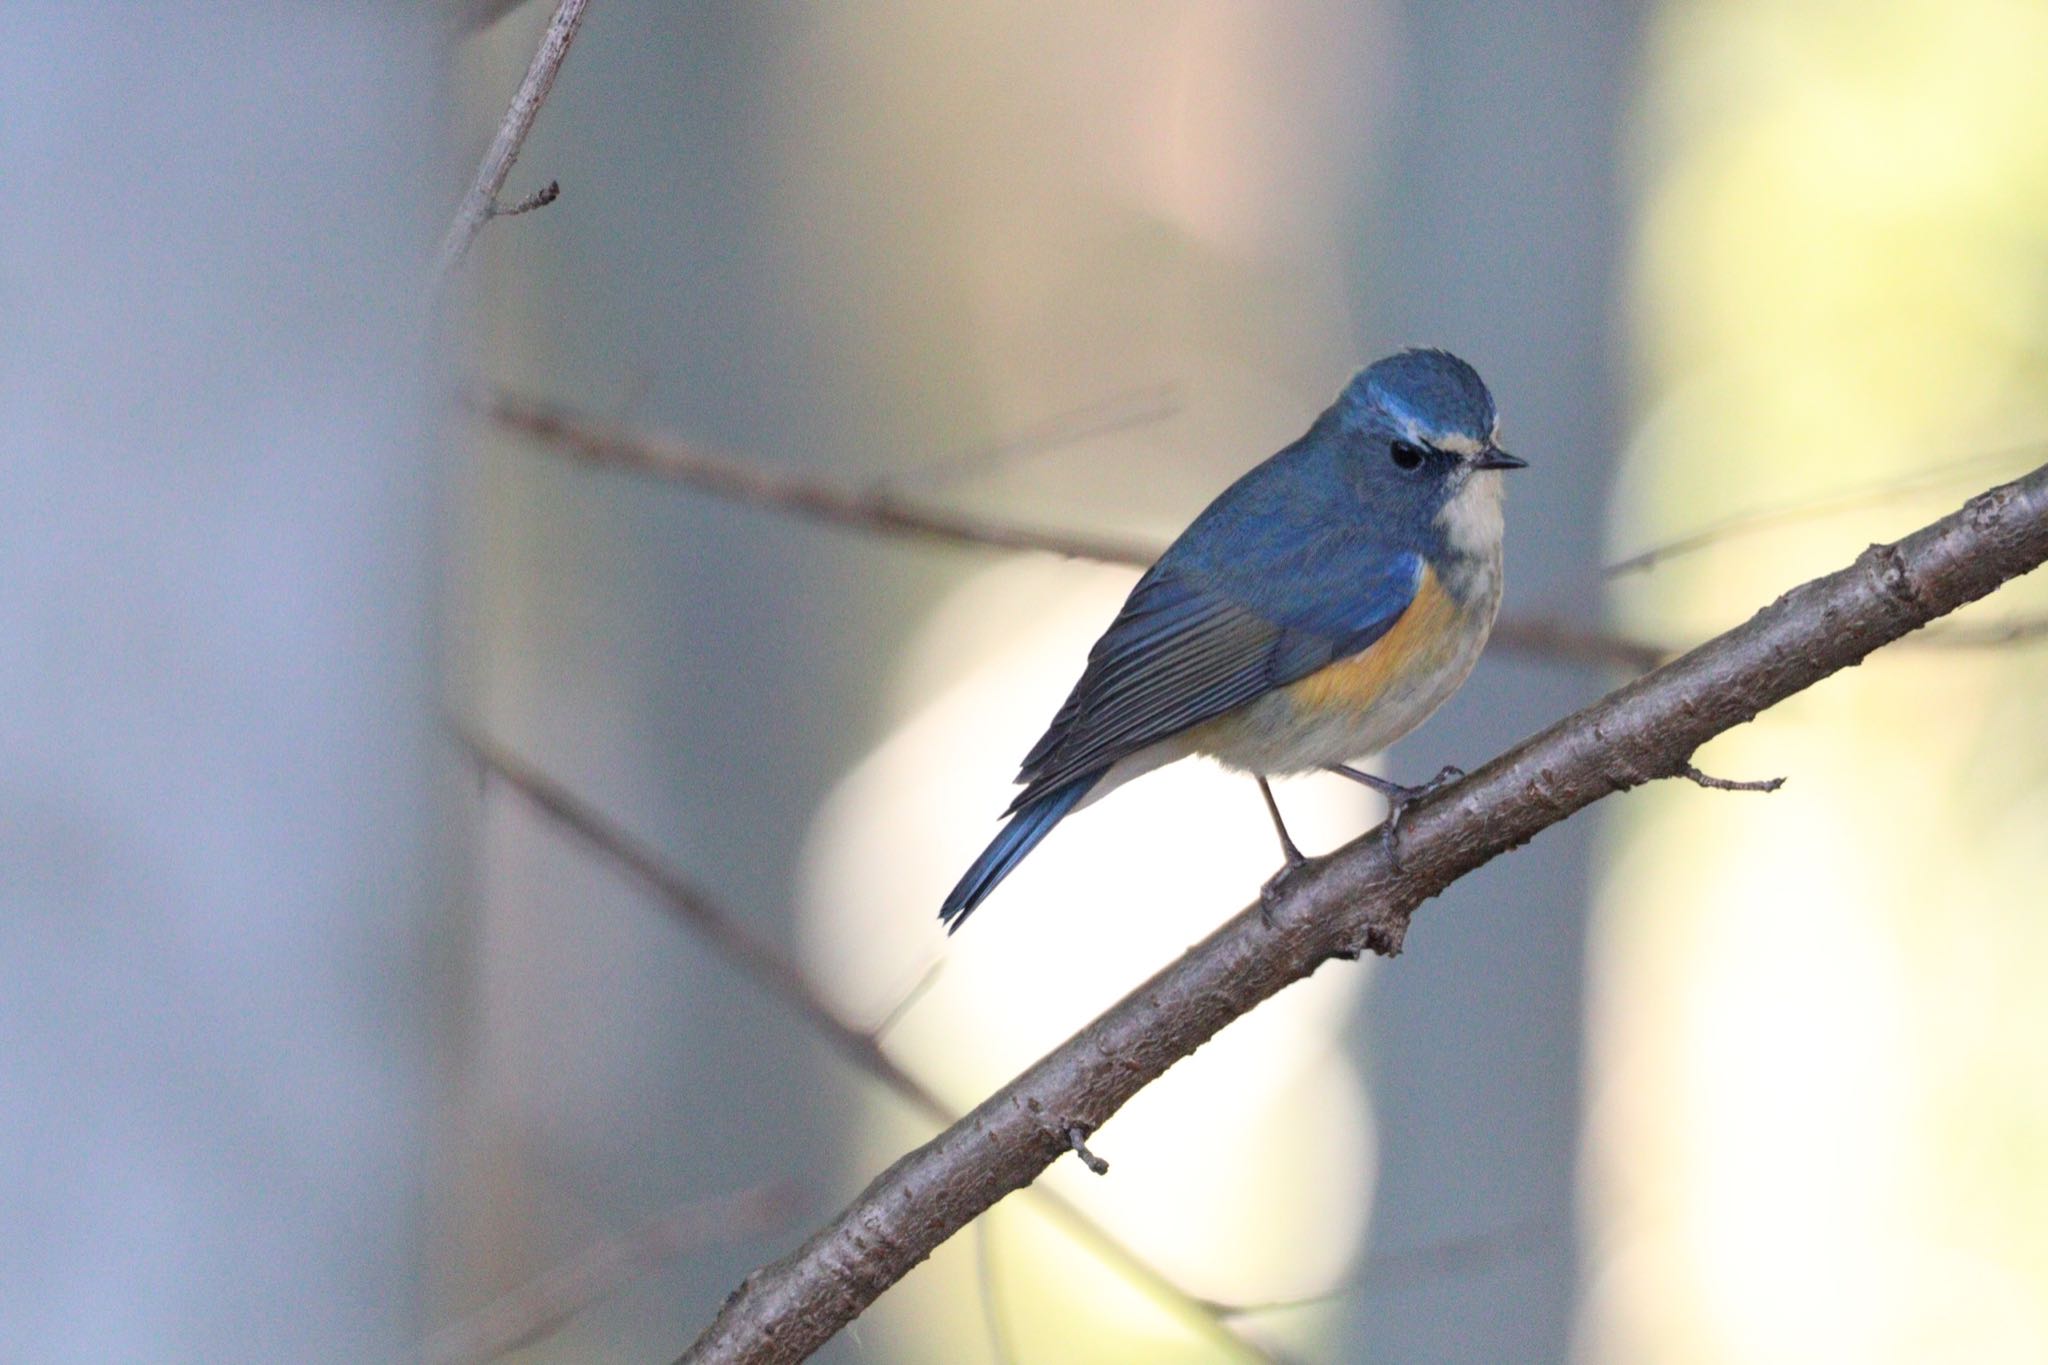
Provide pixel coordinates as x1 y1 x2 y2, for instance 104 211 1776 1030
675 464 2048 1364
1063 1126 1110 1177
1679 764 1785 793
1488 613 1671 672
460 728 900 1082
476 387 1159 565
421 1181 801 1365
492 179 562 218
867 959 946 1044
434 0 590 285
1604 438 2046 577
1917 613 2048 648
874 383 1181 494
1198 1214 1553 1316
444 0 537 36
458 730 1281 1362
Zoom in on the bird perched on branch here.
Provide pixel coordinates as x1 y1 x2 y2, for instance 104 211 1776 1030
940 348 1525 930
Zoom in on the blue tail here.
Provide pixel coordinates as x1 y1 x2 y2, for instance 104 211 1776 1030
939 775 1098 931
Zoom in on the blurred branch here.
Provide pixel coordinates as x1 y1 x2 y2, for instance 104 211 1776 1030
1199 1214 1553 1317
444 0 538 36
421 1181 801 1365
460 729 900 1080
1922 613 2048 647
1604 438 2047 577
476 387 1160 565
474 387 1671 671
492 180 562 217
1486 613 1669 672
873 383 1181 493
674 464 2048 1364
434 0 589 286
457 730 1282 1363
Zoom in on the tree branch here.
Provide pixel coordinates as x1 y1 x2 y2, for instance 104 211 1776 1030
674 462 2048 1364
434 0 590 286
474 386 1160 566
457 730 1284 1362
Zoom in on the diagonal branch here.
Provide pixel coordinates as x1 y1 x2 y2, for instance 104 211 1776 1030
435 0 591 286
1601 437 2046 577
674 462 2048 1364
458 730 1283 1362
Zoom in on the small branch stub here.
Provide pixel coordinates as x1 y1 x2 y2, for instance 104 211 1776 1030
492 179 561 218
1065 1125 1110 1176
1679 763 1787 794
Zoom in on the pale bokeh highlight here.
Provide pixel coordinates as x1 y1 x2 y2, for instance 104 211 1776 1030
1585 1 2048 1360
801 559 1384 1361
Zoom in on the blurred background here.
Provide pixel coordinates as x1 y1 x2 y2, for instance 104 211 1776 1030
6 2 2046 1362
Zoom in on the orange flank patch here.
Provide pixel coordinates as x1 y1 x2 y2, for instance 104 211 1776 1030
1284 565 1463 714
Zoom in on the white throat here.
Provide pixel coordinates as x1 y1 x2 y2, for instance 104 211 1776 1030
1436 467 1506 560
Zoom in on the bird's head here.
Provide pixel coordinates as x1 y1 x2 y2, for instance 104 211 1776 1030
1328 347 1525 558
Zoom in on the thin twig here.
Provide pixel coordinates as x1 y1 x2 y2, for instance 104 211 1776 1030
476 387 1160 565
1679 764 1785 793
434 0 590 286
1916 614 2048 648
458 729 1281 1363
1603 438 2047 576
460 727 900 1082
1198 1214 1553 1316
421 1180 802 1365
1064 1126 1110 1177
675 463 2048 1364
874 383 1181 494
492 179 561 218
1488 614 1670 672
867 959 946 1044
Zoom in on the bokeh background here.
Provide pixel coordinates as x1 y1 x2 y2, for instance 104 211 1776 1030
7 2 2046 1362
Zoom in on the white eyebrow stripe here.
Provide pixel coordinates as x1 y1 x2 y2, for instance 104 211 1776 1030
1370 384 1432 443
1367 378 1495 454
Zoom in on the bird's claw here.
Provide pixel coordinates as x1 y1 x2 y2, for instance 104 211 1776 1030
1259 854 1307 927
1329 762 1467 870
1387 764 1465 829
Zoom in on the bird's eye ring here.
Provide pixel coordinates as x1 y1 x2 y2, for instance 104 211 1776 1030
1389 441 1426 471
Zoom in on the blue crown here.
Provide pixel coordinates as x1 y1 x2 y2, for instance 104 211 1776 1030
1341 348 1497 444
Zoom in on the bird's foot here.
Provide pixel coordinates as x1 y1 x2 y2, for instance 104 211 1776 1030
1254 774 1309 925
1328 763 1466 869
1259 852 1307 928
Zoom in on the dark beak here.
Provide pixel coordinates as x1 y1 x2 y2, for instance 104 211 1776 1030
1473 446 1527 471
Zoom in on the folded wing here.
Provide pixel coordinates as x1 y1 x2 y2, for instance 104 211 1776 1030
1009 551 1423 810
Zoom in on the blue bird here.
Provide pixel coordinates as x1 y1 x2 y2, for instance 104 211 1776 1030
939 348 1525 930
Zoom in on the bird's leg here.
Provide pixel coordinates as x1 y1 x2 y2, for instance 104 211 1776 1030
1327 762 1465 863
1255 775 1306 925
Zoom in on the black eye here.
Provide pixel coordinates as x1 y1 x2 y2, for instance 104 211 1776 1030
1389 441 1426 471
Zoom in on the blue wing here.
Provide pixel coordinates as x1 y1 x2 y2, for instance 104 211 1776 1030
1009 545 1423 810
